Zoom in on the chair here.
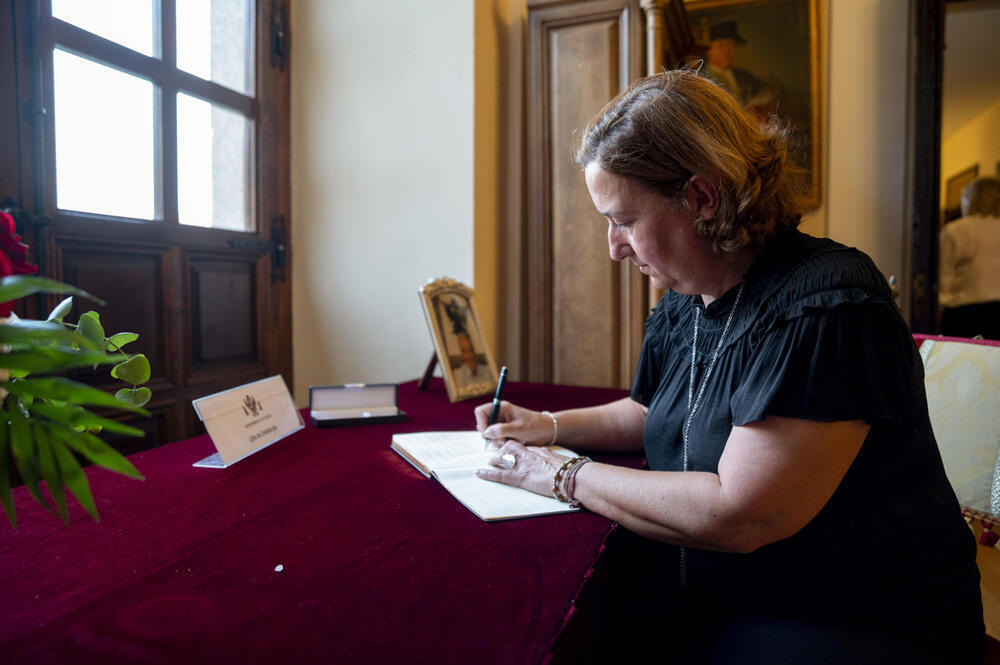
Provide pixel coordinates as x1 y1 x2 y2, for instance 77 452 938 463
914 333 1000 659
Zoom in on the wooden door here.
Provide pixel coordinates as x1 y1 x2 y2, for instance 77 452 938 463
524 0 648 389
0 0 291 450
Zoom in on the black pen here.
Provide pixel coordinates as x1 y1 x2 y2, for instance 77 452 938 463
484 366 508 450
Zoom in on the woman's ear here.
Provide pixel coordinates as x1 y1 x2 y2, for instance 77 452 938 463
685 175 720 220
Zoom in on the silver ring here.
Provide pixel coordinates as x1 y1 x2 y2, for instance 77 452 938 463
500 453 517 469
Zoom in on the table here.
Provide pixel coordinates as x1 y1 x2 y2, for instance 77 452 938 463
0 379 638 664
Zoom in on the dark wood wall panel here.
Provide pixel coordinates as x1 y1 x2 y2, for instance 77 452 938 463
58 244 167 382
190 259 257 367
550 19 624 387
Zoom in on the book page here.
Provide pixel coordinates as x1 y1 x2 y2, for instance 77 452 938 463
391 431 493 473
433 467 579 521
391 430 580 520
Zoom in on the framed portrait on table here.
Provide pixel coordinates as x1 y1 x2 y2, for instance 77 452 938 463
419 277 499 403
684 0 822 208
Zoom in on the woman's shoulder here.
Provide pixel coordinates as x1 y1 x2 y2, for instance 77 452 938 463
744 230 896 330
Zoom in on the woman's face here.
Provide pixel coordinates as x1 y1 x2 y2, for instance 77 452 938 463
584 163 717 295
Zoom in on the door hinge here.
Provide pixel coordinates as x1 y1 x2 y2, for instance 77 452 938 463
225 214 287 283
270 1 288 71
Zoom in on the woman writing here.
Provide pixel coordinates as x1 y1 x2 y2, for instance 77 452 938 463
475 71 982 663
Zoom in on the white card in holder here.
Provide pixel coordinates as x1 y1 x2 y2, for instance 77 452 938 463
192 375 304 468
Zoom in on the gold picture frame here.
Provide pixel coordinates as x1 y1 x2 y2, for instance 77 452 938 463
685 0 822 209
943 163 979 227
419 277 499 403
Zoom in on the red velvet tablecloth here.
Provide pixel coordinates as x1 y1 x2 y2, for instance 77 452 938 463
0 379 637 665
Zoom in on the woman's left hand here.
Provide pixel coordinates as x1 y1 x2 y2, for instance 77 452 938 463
475 440 570 498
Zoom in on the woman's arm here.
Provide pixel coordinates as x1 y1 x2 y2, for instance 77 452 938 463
479 415 869 553
474 397 646 452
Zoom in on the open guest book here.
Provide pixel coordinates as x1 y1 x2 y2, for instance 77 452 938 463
391 431 582 521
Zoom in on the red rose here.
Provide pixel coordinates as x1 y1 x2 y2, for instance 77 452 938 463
0 210 39 317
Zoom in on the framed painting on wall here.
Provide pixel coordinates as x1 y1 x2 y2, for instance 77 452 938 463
419 277 499 403
684 0 822 208
943 163 979 226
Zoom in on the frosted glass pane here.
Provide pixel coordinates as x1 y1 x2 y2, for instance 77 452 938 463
53 49 154 220
177 93 251 231
177 0 254 95
52 0 154 56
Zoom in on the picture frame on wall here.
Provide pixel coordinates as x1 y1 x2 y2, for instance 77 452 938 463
419 277 499 403
684 0 822 209
943 163 979 226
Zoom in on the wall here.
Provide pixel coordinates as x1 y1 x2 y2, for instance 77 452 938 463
290 1 474 405
941 98 1000 203
824 0 911 309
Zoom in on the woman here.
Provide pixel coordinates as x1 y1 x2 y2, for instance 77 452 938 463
475 71 982 663
939 176 1000 339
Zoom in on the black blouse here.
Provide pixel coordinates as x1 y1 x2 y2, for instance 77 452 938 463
630 229 982 645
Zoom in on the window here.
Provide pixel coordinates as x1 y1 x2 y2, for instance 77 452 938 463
46 0 256 231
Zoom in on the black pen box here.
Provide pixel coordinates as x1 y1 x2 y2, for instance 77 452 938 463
309 383 407 427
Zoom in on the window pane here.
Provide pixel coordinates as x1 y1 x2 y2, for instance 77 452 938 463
51 0 154 56
177 0 254 95
177 93 252 231
53 49 154 220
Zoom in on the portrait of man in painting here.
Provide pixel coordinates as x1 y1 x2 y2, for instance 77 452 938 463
687 0 821 207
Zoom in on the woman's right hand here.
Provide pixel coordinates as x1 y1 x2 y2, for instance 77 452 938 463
474 400 556 447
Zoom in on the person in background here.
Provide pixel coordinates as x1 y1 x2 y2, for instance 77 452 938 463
475 70 983 664
939 175 1000 339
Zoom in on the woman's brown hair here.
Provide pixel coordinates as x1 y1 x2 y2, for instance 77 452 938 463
576 69 806 254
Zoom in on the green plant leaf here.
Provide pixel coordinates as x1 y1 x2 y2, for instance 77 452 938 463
0 275 105 307
8 404 32 459
0 346 125 372
47 296 74 323
50 426 143 480
34 425 68 523
77 311 105 350
5 377 150 415
115 387 152 408
0 319 97 350
111 354 150 386
106 332 138 351
27 401 145 437
49 434 97 521
0 420 16 529
7 408 52 514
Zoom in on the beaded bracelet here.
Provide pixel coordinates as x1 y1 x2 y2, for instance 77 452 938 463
563 456 591 506
552 455 591 508
541 410 558 445
551 456 576 503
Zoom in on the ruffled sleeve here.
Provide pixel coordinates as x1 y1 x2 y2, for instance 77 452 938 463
730 298 921 427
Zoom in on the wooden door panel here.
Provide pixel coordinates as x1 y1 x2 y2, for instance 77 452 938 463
56 242 168 383
550 18 626 387
526 0 646 389
190 258 257 367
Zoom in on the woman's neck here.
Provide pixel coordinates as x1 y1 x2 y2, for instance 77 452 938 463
700 247 759 306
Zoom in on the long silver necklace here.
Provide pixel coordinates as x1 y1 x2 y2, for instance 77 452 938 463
679 280 744 586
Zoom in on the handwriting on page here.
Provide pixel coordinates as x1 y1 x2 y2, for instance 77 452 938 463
396 431 491 470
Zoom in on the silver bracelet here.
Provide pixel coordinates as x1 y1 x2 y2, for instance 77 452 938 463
541 410 557 445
